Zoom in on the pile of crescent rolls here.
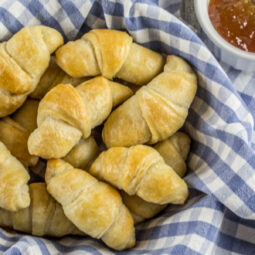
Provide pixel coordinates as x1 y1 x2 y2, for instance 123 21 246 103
0 26 197 250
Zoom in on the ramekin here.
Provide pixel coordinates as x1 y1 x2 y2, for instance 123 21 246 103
194 0 255 72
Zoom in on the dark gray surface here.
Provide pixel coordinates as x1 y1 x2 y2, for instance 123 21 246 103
181 0 202 32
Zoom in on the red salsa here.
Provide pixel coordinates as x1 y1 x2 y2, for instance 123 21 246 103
209 0 255 52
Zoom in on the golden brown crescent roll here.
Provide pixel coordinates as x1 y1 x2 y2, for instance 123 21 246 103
154 132 191 178
102 55 197 148
89 145 188 205
0 141 30 211
0 100 39 168
30 57 88 99
28 76 133 159
45 159 135 250
56 29 164 85
12 98 98 169
1 100 39 167
63 137 100 170
0 117 38 167
120 191 167 224
0 26 63 117
0 183 81 237
120 132 191 224
12 96 99 171
12 99 39 133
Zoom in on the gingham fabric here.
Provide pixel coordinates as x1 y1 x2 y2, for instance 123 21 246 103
0 0 255 254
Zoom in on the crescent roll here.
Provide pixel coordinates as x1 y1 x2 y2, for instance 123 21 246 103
102 55 197 147
0 141 30 211
56 29 164 85
0 100 39 167
28 76 133 159
0 183 81 237
63 136 100 170
12 98 99 170
12 99 39 133
120 191 167 224
155 132 191 178
30 57 88 99
45 159 135 250
89 145 188 205
120 132 191 224
0 26 63 117
0 117 38 167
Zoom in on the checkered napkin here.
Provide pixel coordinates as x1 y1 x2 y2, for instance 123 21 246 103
0 1 255 254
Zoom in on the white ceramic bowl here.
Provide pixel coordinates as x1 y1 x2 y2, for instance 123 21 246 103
194 0 255 71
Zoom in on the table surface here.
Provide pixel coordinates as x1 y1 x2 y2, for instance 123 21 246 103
181 0 202 31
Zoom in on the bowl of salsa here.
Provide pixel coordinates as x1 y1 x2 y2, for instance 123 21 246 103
194 0 255 71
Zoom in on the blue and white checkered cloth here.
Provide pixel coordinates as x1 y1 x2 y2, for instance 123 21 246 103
0 0 255 254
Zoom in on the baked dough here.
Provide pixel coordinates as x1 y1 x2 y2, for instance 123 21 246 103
12 99 39 132
121 191 167 224
45 159 135 250
0 141 30 211
56 29 164 85
0 26 63 117
102 55 197 147
154 132 191 177
120 132 191 224
63 137 100 170
28 76 133 159
0 183 81 237
13 98 99 169
1 100 40 167
30 57 88 99
89 145 188 205
0 117 38 167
